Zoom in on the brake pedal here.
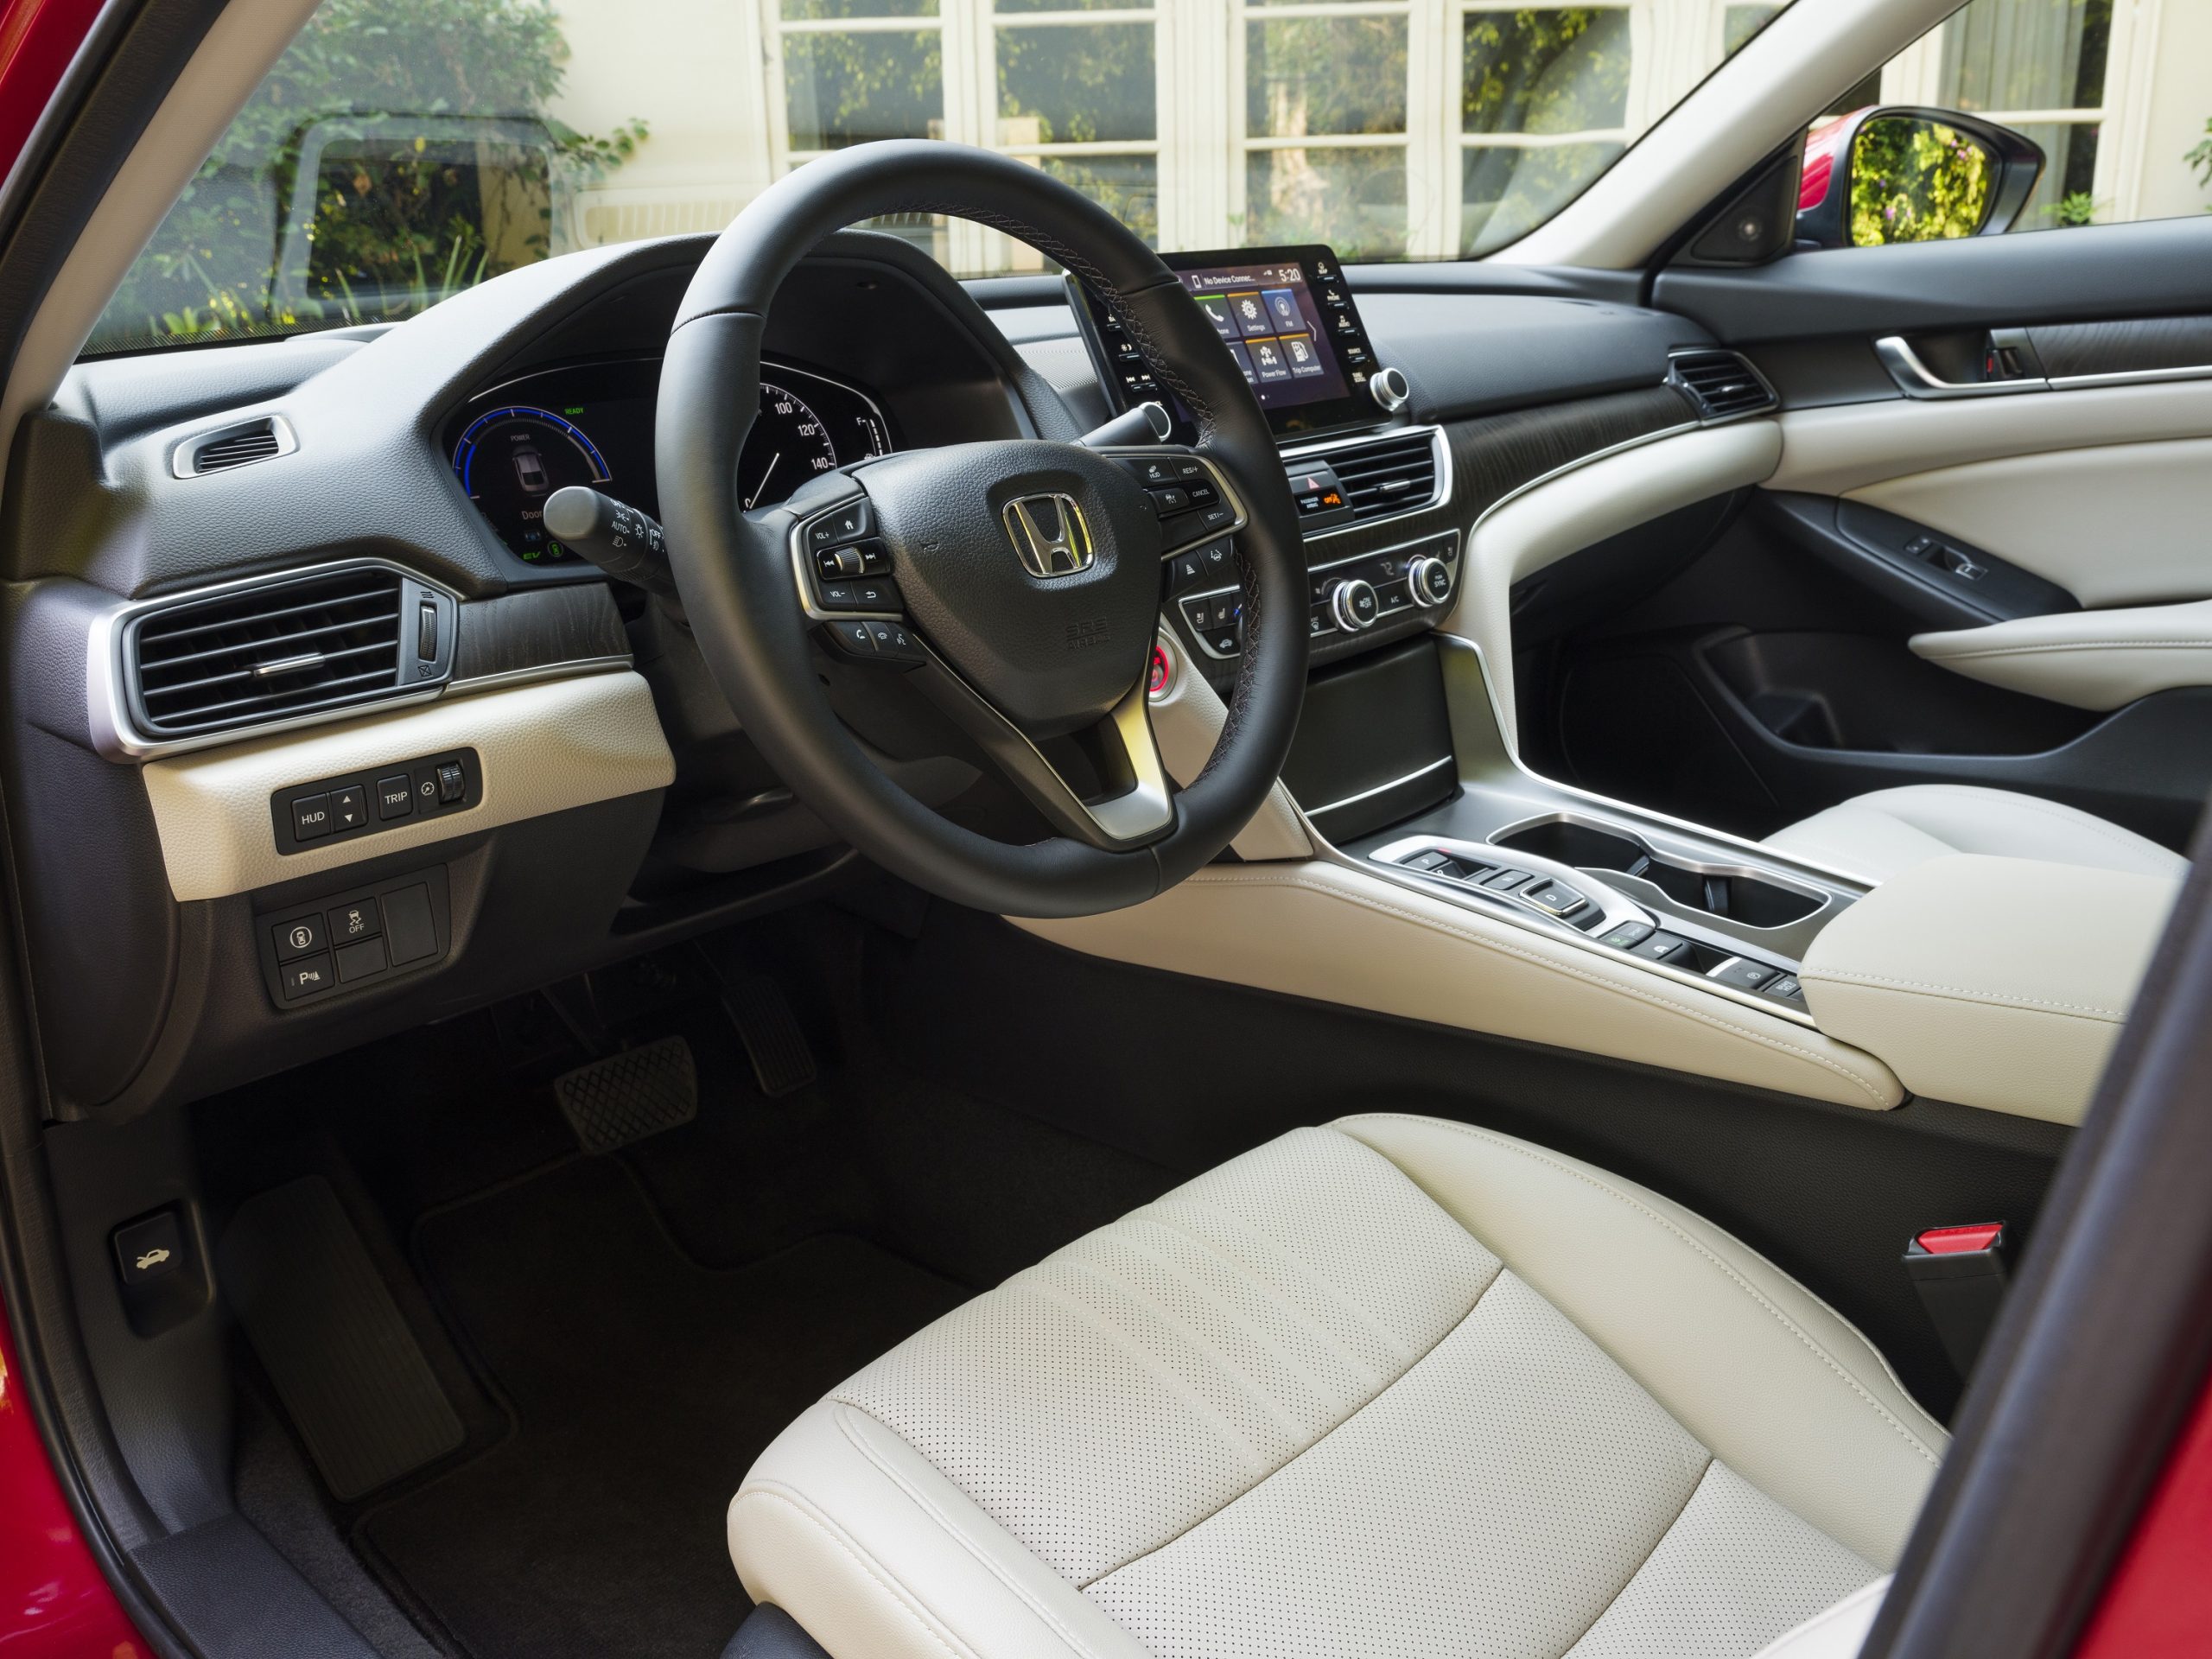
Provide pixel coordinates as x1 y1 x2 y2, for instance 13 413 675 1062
720 974 818 1098
554 1033 698 1153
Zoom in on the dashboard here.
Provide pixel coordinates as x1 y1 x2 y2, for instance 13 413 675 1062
444 358 896 563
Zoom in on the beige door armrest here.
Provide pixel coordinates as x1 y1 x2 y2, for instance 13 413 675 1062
1799 855 2178 1124
1912 600 2212 711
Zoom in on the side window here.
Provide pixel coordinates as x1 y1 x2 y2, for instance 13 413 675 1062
1811 0 2212 246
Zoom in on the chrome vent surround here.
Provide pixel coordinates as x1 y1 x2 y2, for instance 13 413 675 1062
124 565 416 740
1667 350 1778 422
1296 428 1446 525
171 416 296 477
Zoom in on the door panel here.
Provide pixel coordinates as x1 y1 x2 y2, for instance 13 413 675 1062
1845 441 2212 607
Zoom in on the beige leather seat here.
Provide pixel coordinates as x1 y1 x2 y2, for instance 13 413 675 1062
1764 783 2186 885
728 1116 1944 1658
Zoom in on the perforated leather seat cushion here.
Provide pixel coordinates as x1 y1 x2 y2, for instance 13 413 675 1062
1763 784 2185 886
728 1117 1946 1659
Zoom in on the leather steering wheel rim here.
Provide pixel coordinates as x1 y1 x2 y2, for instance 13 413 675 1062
655 141 1308 918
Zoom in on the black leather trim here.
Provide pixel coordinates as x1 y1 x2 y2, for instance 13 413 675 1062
656 142 1307 917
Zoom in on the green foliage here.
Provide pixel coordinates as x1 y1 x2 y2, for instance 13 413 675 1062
2188 118 2212 207
91 0 645 353
1459 8 1630 255
1849 117 1993 245
2050 190 2097 227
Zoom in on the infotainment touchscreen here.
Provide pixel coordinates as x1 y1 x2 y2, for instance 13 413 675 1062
1068 245 1385 441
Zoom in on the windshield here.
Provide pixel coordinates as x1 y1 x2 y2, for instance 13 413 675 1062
86 0 1796 355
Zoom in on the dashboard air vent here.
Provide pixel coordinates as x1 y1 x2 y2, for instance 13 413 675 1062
1668 350 1777 422
1322 431 1441 522
126 565 410 739
173 416 295 477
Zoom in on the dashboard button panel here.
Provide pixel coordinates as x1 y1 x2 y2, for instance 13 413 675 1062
270 748 480 854
257 867 450 1008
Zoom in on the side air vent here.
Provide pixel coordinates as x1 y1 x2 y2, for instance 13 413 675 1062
171 416 296 477
1668 350 1777 422
123 564 451 741
1317 430 1443 523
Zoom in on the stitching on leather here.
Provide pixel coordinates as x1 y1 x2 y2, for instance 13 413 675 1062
1934 639 2212 658
1880 787 2177 860
1113 1215 1391 1397
734 1481 978 1659
1014 1273 1274 1478
830 1408 1118 1659
1183 869 1897 1107
1553 1456 1720 1654
1796 967 2126 1021
1082 1265 1515 1589
1058 1246 1332 1446
1141 1196 1412 1376
1341 1116 1944 1465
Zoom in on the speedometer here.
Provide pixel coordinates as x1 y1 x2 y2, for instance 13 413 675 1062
739 383 839 511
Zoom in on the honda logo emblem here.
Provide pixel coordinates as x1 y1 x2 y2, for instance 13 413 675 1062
1001 493 1095 579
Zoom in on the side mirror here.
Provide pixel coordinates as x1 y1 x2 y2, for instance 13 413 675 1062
1796 107 2044 249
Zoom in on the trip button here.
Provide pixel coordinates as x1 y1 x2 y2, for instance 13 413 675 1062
290 792 333 842
273 915 326 960
280 954 335 1000
375 773 413 821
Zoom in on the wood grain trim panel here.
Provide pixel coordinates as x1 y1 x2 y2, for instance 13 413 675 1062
2030 315 2212 382
1449 384 1700 521
453 583 630 683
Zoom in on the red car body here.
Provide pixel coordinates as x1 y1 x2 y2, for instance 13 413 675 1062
0 5 2206 1656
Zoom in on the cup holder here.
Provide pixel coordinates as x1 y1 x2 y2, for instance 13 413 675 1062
1493 817 1821 928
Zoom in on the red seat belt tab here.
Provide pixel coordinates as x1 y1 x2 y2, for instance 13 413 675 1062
1904 1221 2011 1379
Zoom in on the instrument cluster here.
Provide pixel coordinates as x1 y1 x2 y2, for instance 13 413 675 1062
447 358 893 564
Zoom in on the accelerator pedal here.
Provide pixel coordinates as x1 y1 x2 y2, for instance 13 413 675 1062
554 1033 698 1153
219 1177 464 1502
720 973 818 1098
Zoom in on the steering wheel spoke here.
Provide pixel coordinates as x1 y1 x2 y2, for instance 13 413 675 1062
657 139 1307 916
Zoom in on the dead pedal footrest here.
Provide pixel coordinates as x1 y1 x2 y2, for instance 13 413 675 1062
554 1033 699 1153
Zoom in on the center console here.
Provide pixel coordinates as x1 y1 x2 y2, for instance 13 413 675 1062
1070 244 1456 673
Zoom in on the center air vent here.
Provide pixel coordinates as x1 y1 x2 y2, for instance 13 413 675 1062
172 416 296 477
1668 351 1777 422
1308 430 1443 524
124 564 453 741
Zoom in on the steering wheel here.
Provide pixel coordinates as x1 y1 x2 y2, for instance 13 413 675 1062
655 142 1308 918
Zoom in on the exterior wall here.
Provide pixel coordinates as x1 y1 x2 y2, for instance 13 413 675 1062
544 0 2209 269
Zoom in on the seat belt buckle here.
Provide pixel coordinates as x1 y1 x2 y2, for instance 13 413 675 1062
1904 1223 2011 1380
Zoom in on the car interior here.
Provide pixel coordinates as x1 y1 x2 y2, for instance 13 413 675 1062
2 0 2209 1656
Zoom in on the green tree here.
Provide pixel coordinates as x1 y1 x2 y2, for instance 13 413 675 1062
2187 118 2212 207
91 0 644 353
1849 118 1993 245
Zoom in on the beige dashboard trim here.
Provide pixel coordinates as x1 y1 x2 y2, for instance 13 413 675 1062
1016 861 1903 1111
1440 420 1783 740
142 670 674 902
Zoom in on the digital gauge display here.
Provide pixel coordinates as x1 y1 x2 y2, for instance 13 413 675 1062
448 359 894 564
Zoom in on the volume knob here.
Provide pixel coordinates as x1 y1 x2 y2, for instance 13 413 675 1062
1328 577 1380 632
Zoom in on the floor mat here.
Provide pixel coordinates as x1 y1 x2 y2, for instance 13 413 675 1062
357 1156 963 1659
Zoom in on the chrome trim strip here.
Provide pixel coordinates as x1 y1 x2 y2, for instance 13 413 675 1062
1467 422 1702 535
1306 756 1452 817
447 653 636 696
2048 362 2212 391
168 414 299 479
86 557 466 763
1281 424 1452 542
1875 334 2048 400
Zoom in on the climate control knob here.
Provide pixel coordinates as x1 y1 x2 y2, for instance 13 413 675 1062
1327 577 1381 632
1406 555 1453 607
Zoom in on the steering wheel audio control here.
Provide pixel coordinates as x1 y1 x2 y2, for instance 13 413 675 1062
1327 577 1380 632
1406 554 1453 607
